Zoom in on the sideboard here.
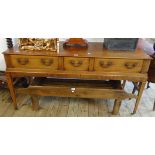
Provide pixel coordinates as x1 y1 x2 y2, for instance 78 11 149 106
3 42 151 114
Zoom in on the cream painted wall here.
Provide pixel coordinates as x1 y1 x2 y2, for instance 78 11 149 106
0 38 17 71
0 38 7 71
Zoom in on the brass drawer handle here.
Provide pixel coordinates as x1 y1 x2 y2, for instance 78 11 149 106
99 61 113 68
70 60 83 67
41 59 53 66
125 62 138 69
17 58 29 65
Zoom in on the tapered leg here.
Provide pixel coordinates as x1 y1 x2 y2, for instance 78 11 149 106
112 99 121 115
5 72 17 109
133 82 146 114
31 95 39 111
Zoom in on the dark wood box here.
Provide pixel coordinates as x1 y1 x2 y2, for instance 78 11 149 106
104 38 139 51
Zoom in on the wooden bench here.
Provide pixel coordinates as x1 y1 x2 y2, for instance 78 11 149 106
16 78 136 115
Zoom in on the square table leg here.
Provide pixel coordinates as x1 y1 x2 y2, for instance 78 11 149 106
6 72 18 109
133 81 146 114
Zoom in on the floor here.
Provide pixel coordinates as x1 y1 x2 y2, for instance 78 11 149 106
0 81 155 117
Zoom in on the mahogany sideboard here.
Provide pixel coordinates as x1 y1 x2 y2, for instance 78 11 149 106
3 42 151 114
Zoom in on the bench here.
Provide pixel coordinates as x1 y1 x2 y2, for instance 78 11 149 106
16 78 136 115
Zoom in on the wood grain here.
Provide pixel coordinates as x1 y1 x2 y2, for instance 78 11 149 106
3 41 151 114
0 81 155 117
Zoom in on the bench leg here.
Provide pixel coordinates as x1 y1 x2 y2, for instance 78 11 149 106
31 96 39 111
112 99 121 115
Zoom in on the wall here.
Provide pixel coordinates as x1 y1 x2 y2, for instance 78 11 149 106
0 38 7 71
0 38 17 71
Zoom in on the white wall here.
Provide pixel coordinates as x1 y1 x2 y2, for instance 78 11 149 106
0 38 7 71
0 38 18 71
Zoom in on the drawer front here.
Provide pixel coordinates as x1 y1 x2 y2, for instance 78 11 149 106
10 55 58 69
64 57 89 71
94 58 143 72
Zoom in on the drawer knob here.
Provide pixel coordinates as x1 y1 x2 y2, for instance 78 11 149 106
125 62 138 69
41 59 53 66
17 58 29 65
99 61 113 68
70 60 83 67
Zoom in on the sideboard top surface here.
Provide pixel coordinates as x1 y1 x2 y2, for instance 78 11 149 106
3 42 151 60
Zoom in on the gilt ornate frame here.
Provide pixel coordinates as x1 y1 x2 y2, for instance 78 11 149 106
18 38 58 52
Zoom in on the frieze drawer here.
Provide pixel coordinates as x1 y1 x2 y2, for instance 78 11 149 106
94 58 143 72
9 55 59 70
64 57 89 71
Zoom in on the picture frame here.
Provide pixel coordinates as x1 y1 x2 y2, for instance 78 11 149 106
18 38 58 52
